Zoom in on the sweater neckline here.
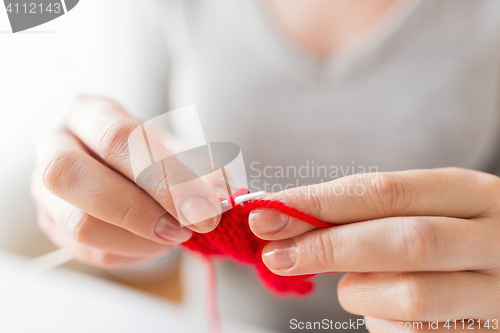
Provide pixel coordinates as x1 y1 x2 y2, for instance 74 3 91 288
239 0 423 85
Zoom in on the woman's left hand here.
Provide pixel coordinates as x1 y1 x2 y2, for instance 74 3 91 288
249 167 500 332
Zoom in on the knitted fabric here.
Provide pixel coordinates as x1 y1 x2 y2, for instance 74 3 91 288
181 189 333 296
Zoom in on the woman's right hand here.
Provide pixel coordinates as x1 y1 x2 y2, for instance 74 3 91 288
30 96 222 269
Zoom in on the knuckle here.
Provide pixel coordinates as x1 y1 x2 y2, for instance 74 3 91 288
464 170 500 217
120 197 145 230
398 274 429 320
41 148 83 195
155 167 174 192
294 185 325 219
89 252 141 269
90 251 117 267
484 172 500 188
308 187 325 220
482 173 500 194
66 209 92 244
474 170 500 194
367 173 411 215
457 167 500 188
306 231 336 271
95 118 135 161
143 166 176 204
99 254 120 267
397 217 439 265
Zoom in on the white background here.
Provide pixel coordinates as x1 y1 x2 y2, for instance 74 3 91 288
0 1 164 257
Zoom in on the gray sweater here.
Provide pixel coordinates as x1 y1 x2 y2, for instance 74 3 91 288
102 0 500 331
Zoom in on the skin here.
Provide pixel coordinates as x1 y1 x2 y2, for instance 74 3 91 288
31 96 222 269
32 0 401 270
265 0 401 58
249 169 500 331
31 0 497 330
257 0 500 327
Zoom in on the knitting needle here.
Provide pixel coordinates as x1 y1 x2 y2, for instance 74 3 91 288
220 191 266 209
25 248 73 276
234 191 266 204
26 180 261 275
221 177 266 207
220 177 239 209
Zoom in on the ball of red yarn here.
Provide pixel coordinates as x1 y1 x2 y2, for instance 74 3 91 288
181 189 333 296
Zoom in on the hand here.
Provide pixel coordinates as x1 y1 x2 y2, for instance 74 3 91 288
249 168 500 331
31 96 221 269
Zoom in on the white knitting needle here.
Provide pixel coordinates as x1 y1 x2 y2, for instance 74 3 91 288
220 177 266 208
220 191 266 208
233 191 266 205
26 248 73 276
27 181 261 274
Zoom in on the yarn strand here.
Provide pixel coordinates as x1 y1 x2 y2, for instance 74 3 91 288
182 189 334 296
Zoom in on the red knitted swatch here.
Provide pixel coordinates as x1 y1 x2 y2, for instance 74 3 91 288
181 189 333 296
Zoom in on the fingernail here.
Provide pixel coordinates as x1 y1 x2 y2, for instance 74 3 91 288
179 195 218 232
262 239 298 271
249 209 289 235
154 213 192 243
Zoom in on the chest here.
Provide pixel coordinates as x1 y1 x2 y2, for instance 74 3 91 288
263 0 402 58
169 0 500 183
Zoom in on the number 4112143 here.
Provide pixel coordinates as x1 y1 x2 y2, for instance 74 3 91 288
5 3 62 14
443 319 499 330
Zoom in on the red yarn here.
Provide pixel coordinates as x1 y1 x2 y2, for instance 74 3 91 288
182 190 333 296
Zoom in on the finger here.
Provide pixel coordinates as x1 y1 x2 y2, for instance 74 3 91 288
363 317 487 333
37 209 152 269
34 131 192 244
338 272 497 321
261 216 497 274
64 96 221 232
263 168 500 224
32 179 179 257
249 208 316 240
